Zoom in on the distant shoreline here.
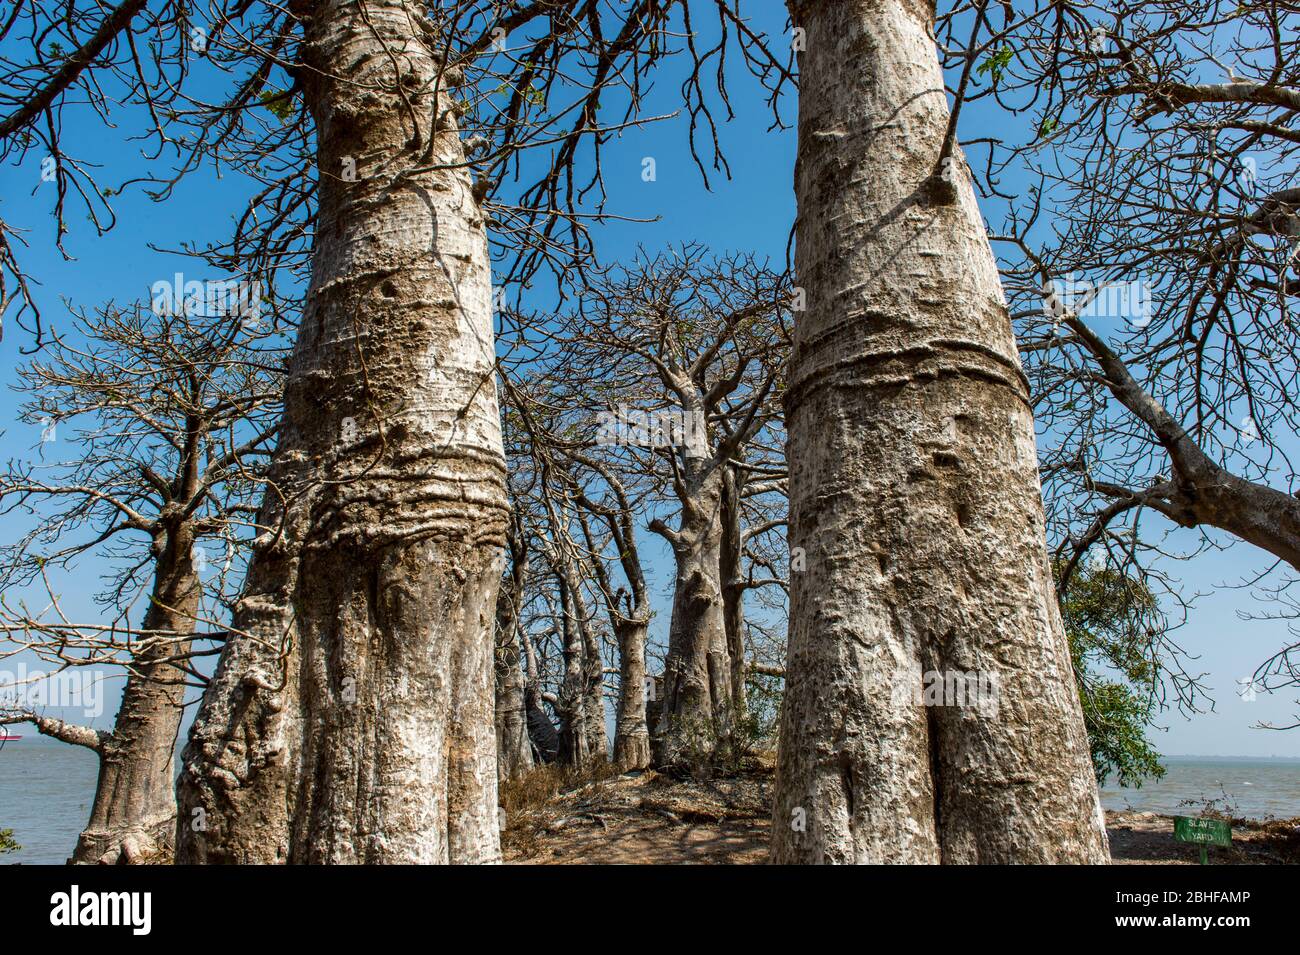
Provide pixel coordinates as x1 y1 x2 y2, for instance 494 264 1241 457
1158 754 1300 762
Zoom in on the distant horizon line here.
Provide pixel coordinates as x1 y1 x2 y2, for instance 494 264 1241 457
3 732 1299 761
1160 753 1300 761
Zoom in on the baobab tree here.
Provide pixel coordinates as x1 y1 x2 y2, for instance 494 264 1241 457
494 509 534 782
494 393 580 774
544 247 790 770
771 0 1109 863
506 380 656 771
0 300 280 863
570 462 655 771
176 0 515 865
500 372 617 770
544 515 609 769
1 0 789 862
162 0 786 865
500 254 792 775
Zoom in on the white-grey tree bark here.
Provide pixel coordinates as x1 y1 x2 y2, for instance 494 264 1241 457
3 530 200 865
71 536 199 864
555 569 594 768
771 0 1109 864
0 296 278 865
177 0 508 864
574 478 653 771
652 454 734 767
720 462 748 717
495 516 534 782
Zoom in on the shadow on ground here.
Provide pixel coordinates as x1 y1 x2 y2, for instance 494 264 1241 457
503 758 1300 865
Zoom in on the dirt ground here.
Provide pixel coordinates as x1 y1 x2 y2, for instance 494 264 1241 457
503 761 772 865
502 759 1300 865
1106 809 1300 865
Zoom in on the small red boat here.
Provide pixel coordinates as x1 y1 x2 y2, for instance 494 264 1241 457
0 734 21 741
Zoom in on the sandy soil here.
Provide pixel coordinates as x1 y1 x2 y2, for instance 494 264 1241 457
503 764 771 865
502 761 1300 865
1106 809 1300 865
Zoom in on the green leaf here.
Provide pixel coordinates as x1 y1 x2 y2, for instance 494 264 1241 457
258 88 295 123
976 46 1014 85
1057 559 1167 788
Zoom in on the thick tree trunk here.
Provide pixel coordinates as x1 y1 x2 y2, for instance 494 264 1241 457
495 624 533 783
520 624 560 763
654 464 734 768
495 543 533 783
771 0 1109 863
555 578 591 768
554 556 606 768
579 479 652 771
177 0 508 863
720 464 747 717
580 606 608 765
175 491 302 862
72 530 199 864
612 616 651 770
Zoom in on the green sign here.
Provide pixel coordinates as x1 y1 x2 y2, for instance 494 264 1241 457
1174 816 1231 863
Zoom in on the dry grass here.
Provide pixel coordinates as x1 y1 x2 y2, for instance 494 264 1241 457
499 760 626 858
499 760 624 817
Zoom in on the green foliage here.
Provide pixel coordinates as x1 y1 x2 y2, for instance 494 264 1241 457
741 672 783 750
660 710 724 779
492 81 545 107
258 88 295 123
659 683 779 780
0 828 18 854
976 46 1014 85
1058 560 1166 788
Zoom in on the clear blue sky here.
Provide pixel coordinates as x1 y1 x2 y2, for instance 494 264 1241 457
1 4 1296 760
